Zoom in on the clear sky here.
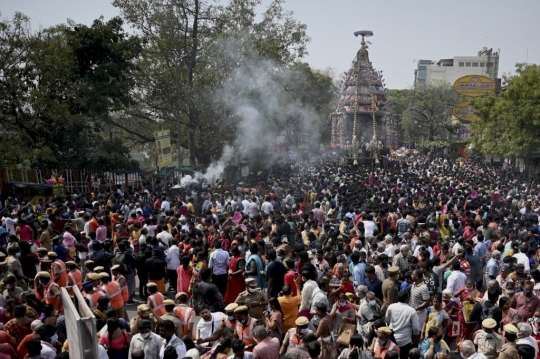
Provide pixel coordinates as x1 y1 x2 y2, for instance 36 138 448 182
2 0 539 89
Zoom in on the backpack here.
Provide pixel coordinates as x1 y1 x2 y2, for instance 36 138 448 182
113 252 128 274
480 302 495 320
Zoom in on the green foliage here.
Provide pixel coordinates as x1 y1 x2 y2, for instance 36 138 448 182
0 13 142 171
112 0 321 166
470 63 540 162
399 82 463 147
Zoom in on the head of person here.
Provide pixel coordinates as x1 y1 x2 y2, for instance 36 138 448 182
25 338 43 358
234 306 250 325
517 344 536 359
200 268 212 283
409 348 421 359
199 304 213 322
163 346 178 359
411 269 423 284
518 322 533 339
295 316 310 337
376 326 393 345
315 302 327 318
482 318 497 336
465 279 476 291
159 319 176 341
398 290 409 304
253 326 268 343
356 285 368 300
504 324 519 343
307 340 321 359
366 291 377 307
459 340 477 358
245 278 258 292
213 338 232 355
432 293 443 311
137 319 152 339
282 284 292 296
231 338 247 359
137 304 151 320
37 324 58 344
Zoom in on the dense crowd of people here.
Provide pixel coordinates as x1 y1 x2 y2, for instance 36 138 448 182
1 154 540 359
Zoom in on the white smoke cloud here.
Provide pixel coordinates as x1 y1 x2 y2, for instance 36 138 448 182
180 34 326 187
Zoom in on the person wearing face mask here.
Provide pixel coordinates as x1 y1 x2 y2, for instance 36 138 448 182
473 319 504 359
129 319 163 359
130 304 159 335
111 264 129 314
370 326 399 359
6 247 29 290
233 305 258 352
510 280 539 321
36 271 62 314
516 323 539 359
279 316 313 356
37 323 59 359
497 265 514 292
235 278 268 323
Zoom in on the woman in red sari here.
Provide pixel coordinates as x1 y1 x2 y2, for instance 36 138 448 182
176 255 193 298
224 246 245 305
455 279 483 345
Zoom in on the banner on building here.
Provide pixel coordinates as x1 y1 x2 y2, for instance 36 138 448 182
154 130 173 168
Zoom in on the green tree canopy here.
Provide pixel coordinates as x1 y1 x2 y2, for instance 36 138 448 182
471 63 540 162
0 13 142 170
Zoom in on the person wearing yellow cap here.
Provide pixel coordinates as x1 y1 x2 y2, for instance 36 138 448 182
235 277 268 322
173 292 194 337
83 273 106 310
233 305 258 352
147 282 166 316
100 272 126 319
37 271 63 314
161 299 183 338
280 316 313 356
474 318 504 359
129 304 159 335
499 324 519 359
371 326 398 357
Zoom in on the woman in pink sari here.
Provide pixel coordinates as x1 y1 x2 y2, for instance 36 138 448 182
223 246 245 305
176 256 193 298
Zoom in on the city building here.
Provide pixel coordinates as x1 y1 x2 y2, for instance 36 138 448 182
414 47 500 86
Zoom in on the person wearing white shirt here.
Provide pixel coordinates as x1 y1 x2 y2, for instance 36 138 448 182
129 320 163 359
261 197 274 215
161 197 171 213
514 245 531 273
517 323 539 358
196 307 228 347
385 291 420 358
446 260 467 301
157 226 173 247
459 340 488 359
363 216 376 237
144 223 158 237
241 198 251 215
5 214 17 235
165 240 181 291
158 320 187 359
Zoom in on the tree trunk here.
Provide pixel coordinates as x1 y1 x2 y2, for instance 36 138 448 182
187 0 199 167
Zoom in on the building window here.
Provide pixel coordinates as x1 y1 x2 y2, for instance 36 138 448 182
459 62 464 67
472 62 478 67
487 62 493 67
466 62 471 67
480 63 484 67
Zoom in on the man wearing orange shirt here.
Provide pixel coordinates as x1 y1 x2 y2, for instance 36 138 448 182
277 285 301 333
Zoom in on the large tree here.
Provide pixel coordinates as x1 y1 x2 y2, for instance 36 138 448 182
399 82 462 148
112 0 314 166
471 63 540 163
0 13 142 170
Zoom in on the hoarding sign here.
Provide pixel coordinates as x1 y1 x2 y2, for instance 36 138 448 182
154 130 173 167
452 101 478 122
453 75 496 97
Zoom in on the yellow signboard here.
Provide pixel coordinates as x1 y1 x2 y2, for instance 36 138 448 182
154 130 173 167
452 101 478 122
453 75 496 97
